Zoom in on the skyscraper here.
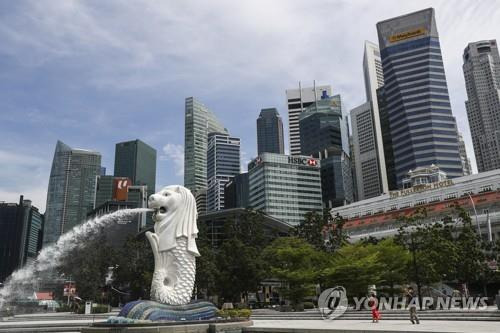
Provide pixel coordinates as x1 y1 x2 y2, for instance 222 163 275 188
224 173 249 209
43 141 101 245
286 84 332 155
184 97 228 194
114 139 157 194
458 132 472 176
257 108 285 155
351 102 384 199
206 132 241 212
350 41 389 199
0 197 44 282
248 153 322 225
376 8 463 187
299 94 353 207
463 40 500 172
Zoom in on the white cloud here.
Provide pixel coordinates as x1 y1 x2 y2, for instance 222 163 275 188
1 0 498 199
161 143 184 177
0 149 49 211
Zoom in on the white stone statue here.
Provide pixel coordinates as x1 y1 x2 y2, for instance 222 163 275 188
146 185 200 305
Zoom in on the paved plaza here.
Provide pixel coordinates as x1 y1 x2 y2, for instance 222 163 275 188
2 313 500 333
249 319 500 333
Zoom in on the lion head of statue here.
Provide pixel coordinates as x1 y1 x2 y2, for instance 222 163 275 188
148 185 199 256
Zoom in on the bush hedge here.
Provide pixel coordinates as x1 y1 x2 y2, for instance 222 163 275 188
217 308 252 319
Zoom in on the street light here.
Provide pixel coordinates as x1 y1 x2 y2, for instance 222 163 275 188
467 193 481 236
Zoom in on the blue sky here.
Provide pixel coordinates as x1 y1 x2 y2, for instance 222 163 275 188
1 0 499 212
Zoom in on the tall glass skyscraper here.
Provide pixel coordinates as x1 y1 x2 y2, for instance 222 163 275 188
206 132 241 212
463 40 500 172
184 97 227 193
286 84 331 155
377 8 463 187
257 108 285 155
299 94 353 207
114 139 157 194
43 141 101 246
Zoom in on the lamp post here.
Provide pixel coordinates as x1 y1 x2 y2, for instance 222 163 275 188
467 193 481 236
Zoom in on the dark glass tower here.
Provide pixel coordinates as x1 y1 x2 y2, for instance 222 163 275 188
299 95 353 208
0 197 44 282
206 132 241 211
43 141 101 246
114 139 157 194
256 108 284 155
377 8 463 187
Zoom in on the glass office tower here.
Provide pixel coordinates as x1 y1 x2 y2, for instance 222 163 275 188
248 153 322 225
377 8 463 187
206 132 241 211
114 139 157 194
257 108 285 155
184 97 228 193
43 140 101 245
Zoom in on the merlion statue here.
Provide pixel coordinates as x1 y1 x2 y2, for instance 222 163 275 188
145 185 199 305
115 185 217 322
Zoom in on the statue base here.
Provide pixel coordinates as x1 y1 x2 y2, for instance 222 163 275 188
115 300 218 322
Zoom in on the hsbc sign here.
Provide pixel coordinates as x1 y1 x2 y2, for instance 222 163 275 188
288 156 319 167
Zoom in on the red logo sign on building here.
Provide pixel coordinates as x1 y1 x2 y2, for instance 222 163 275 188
113 178 131 201
307 159 317 166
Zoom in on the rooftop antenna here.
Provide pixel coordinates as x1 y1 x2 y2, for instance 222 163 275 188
313 80 318 112
299 81 303 111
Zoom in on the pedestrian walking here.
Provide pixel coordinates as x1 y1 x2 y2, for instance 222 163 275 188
405 287 420 324
368 293 380 323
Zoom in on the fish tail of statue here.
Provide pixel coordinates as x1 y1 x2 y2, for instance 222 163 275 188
146 233 195 305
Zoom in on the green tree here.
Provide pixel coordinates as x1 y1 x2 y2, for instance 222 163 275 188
113 236 154 300
216 238 264 303
376 238 411 296
58 232 117 302
194 221 218 299
294 209 348 252
453 206 488 292
324 242 383 298
262 237 325 309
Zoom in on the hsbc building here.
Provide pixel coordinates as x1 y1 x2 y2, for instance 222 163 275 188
248 153 323 225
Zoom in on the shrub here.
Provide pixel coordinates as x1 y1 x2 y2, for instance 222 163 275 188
217 308 252 319
303 302 315 309
56 304 72 312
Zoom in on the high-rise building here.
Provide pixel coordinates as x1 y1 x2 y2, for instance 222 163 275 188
114 139 156 194
224 173 249 209
351 102 384 199
286 84 332 155
257 108 285 155
299 95 353 207
376 8 463 187
0 197 44 282
458 132 472 176
43 141 101 246
206 132 241 212
184 97 228 194
377 86 398 190
351 41 389 199
463 40 500 172
248 153 322 225
87 185 148 247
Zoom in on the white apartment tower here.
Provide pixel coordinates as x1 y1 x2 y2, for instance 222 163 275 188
286 84 331 155
463 40 500 172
